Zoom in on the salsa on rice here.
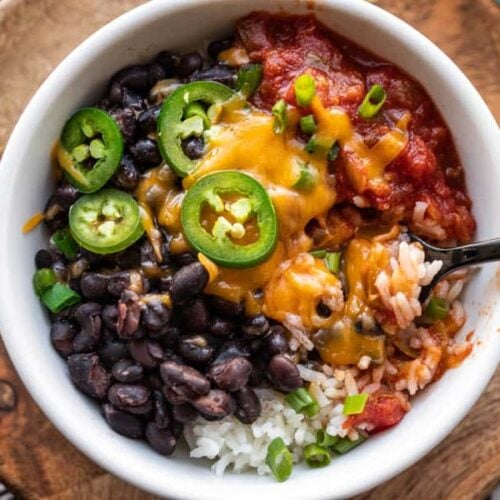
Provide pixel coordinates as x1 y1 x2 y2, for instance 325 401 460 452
30 11 475 480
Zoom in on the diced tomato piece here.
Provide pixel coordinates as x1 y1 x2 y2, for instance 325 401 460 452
345 392 406 432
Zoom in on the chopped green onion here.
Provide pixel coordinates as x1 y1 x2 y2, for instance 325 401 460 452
423 297 449 322
324 252 341 274
294 74 316 107
343 393 369 415
285 387 319 417
304 444 331 468
52 228 78 259
293 163 318 191
305 136 334 156
316 429 339 448
310 249 327 258
332 435 367 455
358 84 386 119
236 64 263 97
327 141 340 162
184 101 210 128
33 268 57 296
266 437 293 482
299 114 317 135
272 99 287 134
41 283 81 313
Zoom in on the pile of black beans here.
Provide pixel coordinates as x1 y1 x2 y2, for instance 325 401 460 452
38 41 304 457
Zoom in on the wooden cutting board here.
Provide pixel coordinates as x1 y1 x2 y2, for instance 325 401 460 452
0 0 498 498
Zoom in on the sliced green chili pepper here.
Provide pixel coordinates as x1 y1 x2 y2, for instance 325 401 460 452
69 189 144 255
184 101 210 128
343 393 369 415
304 444 331 468
236 64 263 97
41 283 81 313
58 107 123 193
157 81 234 177
33 268 57 296
51 227 79 259
358 84 386 119
181 171 278 268
272 99 287 134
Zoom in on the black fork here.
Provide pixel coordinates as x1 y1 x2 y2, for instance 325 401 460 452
408 233 500 302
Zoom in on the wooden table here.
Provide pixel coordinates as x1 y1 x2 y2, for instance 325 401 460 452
0 0 498 498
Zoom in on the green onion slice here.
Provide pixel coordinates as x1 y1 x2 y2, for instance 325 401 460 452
304 444 332 468
51 228 79 259
294 74 316 107
316 429 339 448
236 64 263 97
324 252 341 274
332 435 367 455
266 437 293 482
285 387 320 417
327 141 340 162
33 268 57 296
310 249 327 258
343 393 369 415
358 84 386 119
423 297 449 322
41 283 81 313
293 162 318 191
299 114 317 135
272 99 287 134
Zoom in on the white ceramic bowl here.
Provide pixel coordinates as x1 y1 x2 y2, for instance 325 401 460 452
0 0 499 498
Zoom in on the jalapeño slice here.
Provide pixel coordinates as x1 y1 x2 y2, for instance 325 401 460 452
69 189 144 255
181 171 278 268
58 107 123 193
157 81 234 177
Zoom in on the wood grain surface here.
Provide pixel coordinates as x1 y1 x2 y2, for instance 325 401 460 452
0 0 498 499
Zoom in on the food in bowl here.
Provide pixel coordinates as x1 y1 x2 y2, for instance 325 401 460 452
27 12 475 480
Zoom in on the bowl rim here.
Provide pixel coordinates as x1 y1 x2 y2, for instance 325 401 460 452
0 0 499 498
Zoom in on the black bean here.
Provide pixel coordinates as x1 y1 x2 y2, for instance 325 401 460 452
248 358 266 387
109 80 123 104
68 353 110 400
178 51 203 78
267 355 303 393
145 372 164 392
171 252 197 267
112 155 140 191
171 403 197 424
112 65 149 92
178 335 214 365
154 51 179 77
143 302 171 332
112 359 143 383
102 305 119 332
147 63 166 86
117 291 142 339
157 326 181 349
208 356 252 392
192 390 235 421
35 249 53 269
208 317 234 337
122 88 146 113
207 39 233 59
50 321 76 357
108 383 152 415
170 263 208 305
103 403 144 438
234 386 261 424
214 341 251 365
130 138 162 167
73 303 102 352
152 390 170 429
51 259 68 282
188 65 236 87
98 340 129 368
207 296 243 318
265 325 289 356
116 245 142 269
181 136 205 160
158 274 172 293
137 105 161 135
107 272 131 297
242 314 270 337
160 361 210 401
181 298 210 332
80 273 109 300
145 422 176 455
110 108 137 145
129 339 163 369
